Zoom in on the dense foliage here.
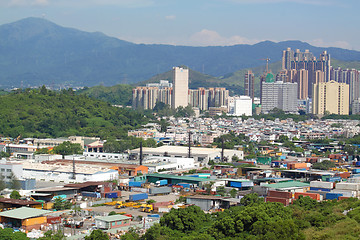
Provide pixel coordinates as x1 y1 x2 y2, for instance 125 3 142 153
121 194 360 240
77 84 133 106
312 160 336 170
0 228 28 239
0 87 148 139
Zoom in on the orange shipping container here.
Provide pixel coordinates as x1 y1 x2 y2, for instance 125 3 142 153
339 196 350 201
22 216 47 226
268 190 292 199
265 197 290 206
294 192 320 201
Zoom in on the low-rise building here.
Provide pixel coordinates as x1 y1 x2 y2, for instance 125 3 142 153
95 215 132 230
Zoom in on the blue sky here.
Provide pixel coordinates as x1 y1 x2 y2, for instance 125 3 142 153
1 0 359 50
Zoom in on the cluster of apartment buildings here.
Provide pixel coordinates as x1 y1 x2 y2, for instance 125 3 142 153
132 48 360 117
132 67 228 112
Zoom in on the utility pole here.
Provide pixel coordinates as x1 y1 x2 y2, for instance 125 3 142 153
140 141 143 165
188 131 191 158
221 138 224 162
72 157 76 180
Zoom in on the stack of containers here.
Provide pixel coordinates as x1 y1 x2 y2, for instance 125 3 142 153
294 192 321 201
265 190 292 206
332 182 360 199
287 162 311 170
307 181 334 200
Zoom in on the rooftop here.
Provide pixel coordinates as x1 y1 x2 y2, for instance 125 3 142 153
261 181 310 189
131 145 240 155
146 173 210 182
0 198 39 206
0 207 51 220
95 214 132 222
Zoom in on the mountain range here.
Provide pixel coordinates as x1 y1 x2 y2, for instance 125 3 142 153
1 17 360 89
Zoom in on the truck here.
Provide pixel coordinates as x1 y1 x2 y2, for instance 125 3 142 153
129 193 148 202
155 180 168 186
149 186 171 195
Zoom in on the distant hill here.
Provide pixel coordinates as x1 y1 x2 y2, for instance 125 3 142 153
0 88 148 138
2 17 360 88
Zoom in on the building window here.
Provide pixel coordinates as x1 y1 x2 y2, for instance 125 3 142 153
6 169 11 172
1 169 4 172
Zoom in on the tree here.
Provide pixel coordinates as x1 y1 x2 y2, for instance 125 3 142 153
229 189 238 198
53 141 83 158
9 173 21 190
85 229 109 240
0 228 28 240
39 230 65 240
52 197 72 211
10 190 21 199
0 174 6 191
312 160 336 170
108 211 117 216
240 193 264 206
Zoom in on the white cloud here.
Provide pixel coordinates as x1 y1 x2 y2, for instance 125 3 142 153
309 38 351 50
189 29 260 46
165 15 176 20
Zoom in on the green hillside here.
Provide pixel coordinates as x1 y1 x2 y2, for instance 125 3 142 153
76 84 133 106
0 87 148 139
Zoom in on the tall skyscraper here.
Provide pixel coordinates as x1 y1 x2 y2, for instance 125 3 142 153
297 69 308 100
312 80 349 116
244 70 255 100
261 81 298 113
171 67 189 109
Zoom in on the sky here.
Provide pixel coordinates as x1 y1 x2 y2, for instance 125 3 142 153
0 0 359 50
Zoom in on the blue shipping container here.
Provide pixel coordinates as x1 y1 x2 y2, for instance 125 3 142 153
148 214 160 218
326 177 342 182
229 181 242 188
105 192 118 198
326 192 343 200
178 183 191 188
81 192 99 198
129 181 144 187
356 162 360 166
352 168 360 174
156 180 168 186
310 187 331 192
129 193 148 201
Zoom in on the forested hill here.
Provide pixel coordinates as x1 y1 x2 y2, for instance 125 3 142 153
0 87 148 139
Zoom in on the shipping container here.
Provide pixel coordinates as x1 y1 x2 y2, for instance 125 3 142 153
149 187 171 195
265 197 290 206
309 187 331 192
105 192 118 198
268 190 292 199
352 168 360 174
326 177 342 182
229 181 242 188
339 196 350 201
81 191 100 198
22 216 47 226
307 190 327 199
129 181 145 187
325 192 343 200
338 172 351 179
348 177 360 183
129 193 148 201
147 214 160 218
155 180 168 186
294 192 320 201
310 181 334 189
47 216 61 224
177 183 191 188
330 189 357 198
336 183 360 191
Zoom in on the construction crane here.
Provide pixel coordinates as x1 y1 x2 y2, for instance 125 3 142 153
261 58 271 73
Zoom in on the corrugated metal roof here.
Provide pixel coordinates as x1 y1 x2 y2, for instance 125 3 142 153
0 207 51 220
262 181 310 189
95 215 132 222
0 198 39 205
146 173 209 182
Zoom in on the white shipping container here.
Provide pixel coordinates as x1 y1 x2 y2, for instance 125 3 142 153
306 163 312 168
310 181 333 189
348 178 360 183
330 189 357 198
335 183 360 191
